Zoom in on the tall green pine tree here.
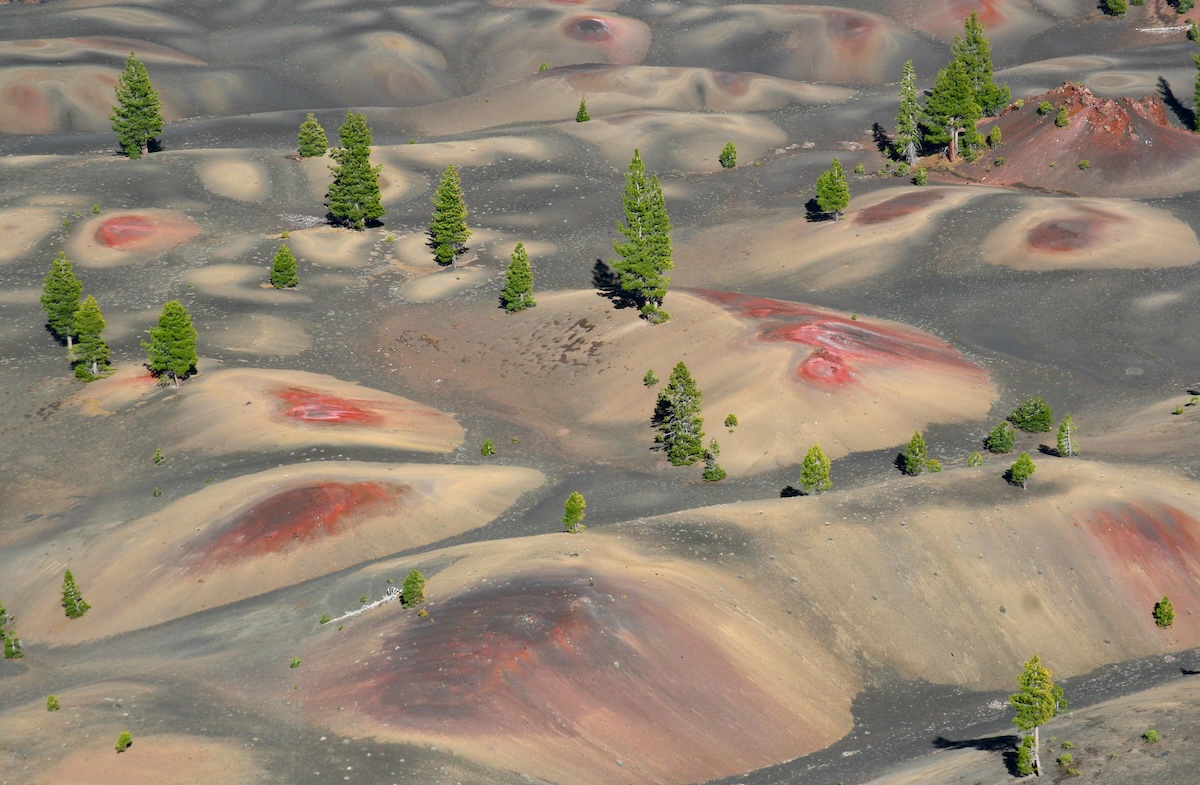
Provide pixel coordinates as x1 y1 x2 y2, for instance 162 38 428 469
815 158 850 221
656 361 705 466
72 295 111 381
297 113 328 158
563 491 587 532
270 244 299 288
429 164 471 266
953 12 1011 116
799 444 833 494
326 112 384 231
109 53 163 159
41 251 84 350
922 60 981 161
611 150 674 323
501 242 536 312
143 300 198 386
894 60 920 163
1009 655 1066 778
902 431 929 476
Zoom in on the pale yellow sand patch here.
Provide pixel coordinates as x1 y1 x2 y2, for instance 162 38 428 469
0 37 206 65
0 207 59 263
285 227 376 268
206 313 313 356
185 263 313 303
196 156 271 202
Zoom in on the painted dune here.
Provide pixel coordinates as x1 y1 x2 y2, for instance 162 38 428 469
66 209 201 268
0 462 543 641
375 289 995 475
305 535 850 785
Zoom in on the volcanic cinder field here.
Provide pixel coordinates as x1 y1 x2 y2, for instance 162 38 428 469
4 1 1200 784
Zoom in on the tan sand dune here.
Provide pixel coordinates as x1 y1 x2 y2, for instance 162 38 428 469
561 109 788 171
1086 393 1200 460
375 289 995 475
195 155 271 202
387 230 554 302
0 206 59 264
64 6 199 34
895 0 1053 41
66 208 201 268
0 36 206 65
283 227 377 268
981 196 1200 270
184 263 313 303
300 30 458 106
304 533 852 785
675 185 992 289
1 461 542 641
375 136 561 170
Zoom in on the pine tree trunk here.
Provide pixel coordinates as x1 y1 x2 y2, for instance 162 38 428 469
948 126 959 163
66 335 74 360
172 372 180 388
1034 725 1042 777
141 144 149 157
91 360 98 376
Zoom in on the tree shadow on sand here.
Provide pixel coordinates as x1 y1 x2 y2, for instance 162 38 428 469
804 198 835 223
872 122 893 156
780 485 803 498
593 259 639 310
1158 76 1196 131
933 734 1021 776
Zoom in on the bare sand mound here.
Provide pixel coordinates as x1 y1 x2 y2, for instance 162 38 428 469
185 264 314 303
304 534 851 785
67 209 201 268
376 289 994 475
561 109 787 171
1 461 543 641
298 30 457 106
0 206 59 264
0 37 205 65
981 195 1200 270
660 5 920 85
385 65 852 136
195 155 271 202
205 312 313 356
961 82 1200 197
1085 393 1200 460
894 0 1053 41
674 185 991 289
278 227 377 268
656 459 1200 692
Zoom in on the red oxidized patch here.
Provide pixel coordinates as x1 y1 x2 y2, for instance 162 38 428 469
95 215 157 249
276 387 384 426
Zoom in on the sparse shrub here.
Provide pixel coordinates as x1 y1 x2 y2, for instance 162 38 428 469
538 62 549 72
1078 159 1091 170
1009 396 1054 433
967 451 984 467
402 569 426 607
152 448 164 465
510 436 520 444
152 487 162 497
719 142 737 169
1008 452 1037 489
994 157 1006 166
1016 735 1035 776
115 731 133 753
1144 729 1159 743
988 126 1002 148
894 161 910 177
575 97 590 123
91 204 101 214
1174 405 1185 415
417 608 429 618
289 658 302 669
61 570 91 619
481 438 495 456
563 491 586 532
901 431 928 476
1055 108 1070 127
280 230 289 238
1154 596 1175 627
384 234 394 243
1014 99 1025 108
360 593 368 604
1038 101 1053 115
319 614 331 624
47 695 60 711
643 369 659 387
1057 752 1074 767
853 162 866 174
913 167 928 186
1062 741 1075 749
724 413 738 430
927 458 943 473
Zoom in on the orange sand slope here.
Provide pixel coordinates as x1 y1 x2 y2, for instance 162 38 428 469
1 461 543 642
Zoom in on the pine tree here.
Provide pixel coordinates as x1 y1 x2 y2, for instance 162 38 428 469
429 164 471 266
72 295 111 381
656 361 705 466
576 97 590 122
270 244 299 288
901 431 928 476
985 421 1016 453
894 60 920 163
1102 0 1128 15
61 570 91 619
1008 395 1053 433
952 13 1011 116
1154 596 1175 627
1009 452 1036 489
611 150 674 323
1010 655 1066 778
109 53 162 159
297 113 328 157
326 112 384 231
563 491 587 532
401 569 426 607
719 141 737 169
799 443 832 494
1193 54 1200 133
40 251 83 349
1056 415 1079 457
922 60 981 161
501 242 536 312
3 631 20 660
702 440 727 482
143 300 198 386
815 158 851 221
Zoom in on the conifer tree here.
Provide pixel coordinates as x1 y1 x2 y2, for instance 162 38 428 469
326 112 384 231
1008 395 1053 432
109 53 163 159
1056 415 1079 457
953 13 1011 116
611 150 674 323
401 569 426 607
1009 452 1036 489
270 244 299 288
814 158 850 220
894 60 920 163
0 600 7 629
719 141 737 169
72 296 111 381
297 113 328 157
61 570 91 619
563 491 586 532
3 631 20 660
143 300 198 387
500 242 536 312
799 443 833 494
41 252 84 350
985 421 1016 453
576 97 590 122
1010 655 1066 778
655 361 705 466
429 164 471 266
922 60 981 161
1154 596 1175 627
901 431 929 476
702 440 727 482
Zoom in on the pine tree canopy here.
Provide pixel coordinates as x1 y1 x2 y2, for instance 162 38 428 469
41 251 84 341
902 431 928 476
326 112 384 230
815 158 850 220
143 299 198 386
611 150 674 321
109 53 163 159
501 242 536 312
271 244 299 288
1010 655 1059 732
337 111 373 150
799 444 833 494
656 361 705 465
429 164 471 265
72 295 111 380
922 60 982 149
576 97 590 122
894 60 920 159
952 13 1011 116
298 113 328 158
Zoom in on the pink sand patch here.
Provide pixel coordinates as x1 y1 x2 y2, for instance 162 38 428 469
94 213 200 252
275 387 384 426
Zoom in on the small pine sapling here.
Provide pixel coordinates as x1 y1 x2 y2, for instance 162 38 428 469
319 614 331 624
47 695 60 711
1008 452 1036 489
576 97 590 122
967 451 984 467
480 438 495 456
1009 395 1054 432
718 142 737 169
986 421 1017 453
1154 596 1175 627
289 658 302 668
702 440 727 482
4 631 21 660
563 491 587 532
913 167 928 186
901 431 928 476
270 245 299 288
402 569 426 607
152 448 165 465
988 126 1002 148
1056 415 1079 457
115 731 133 753
724 413 738 430
1055 108 1070 127
643 369 659 387
297 113 328 158
1144 729 1159 743
61 570 91 619
799 444 832 494
500 243 536 312
1038 101 1053 115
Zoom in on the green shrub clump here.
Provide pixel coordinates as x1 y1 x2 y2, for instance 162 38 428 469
402 569 426 607
1144 729 1159 743
115 731 133 753
1008 396 1054 433
1154 596 1175 627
